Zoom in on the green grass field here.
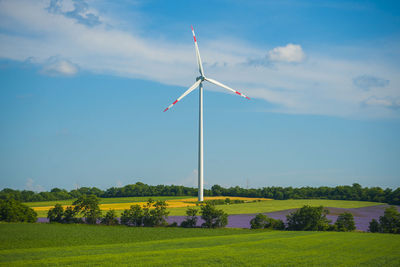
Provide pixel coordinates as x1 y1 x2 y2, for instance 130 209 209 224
0 223 399 266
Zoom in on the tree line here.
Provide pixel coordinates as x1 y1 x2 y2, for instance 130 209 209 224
1 182 399 205
1 195 399 234
250 205 400 234
46 195 228 228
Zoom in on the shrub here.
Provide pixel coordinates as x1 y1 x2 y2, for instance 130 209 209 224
250 213 285 230
200 203 228 228
286 205 331 231
180 207 198 228
250 213 269 229
204 198 244 206
205 199 225 205
0 198 37 223
335 212 356 232
101 209 119 225
267 217 285 230
168 222 178 227
369 219 380 233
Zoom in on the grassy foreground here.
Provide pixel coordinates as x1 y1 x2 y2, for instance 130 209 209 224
1 223 399 266
28 198 383 217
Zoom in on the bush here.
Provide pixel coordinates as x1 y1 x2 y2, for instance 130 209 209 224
180 207 198 228
369 219 380 233
101 209 119 225
286 205 331 231
205 199 225 205
168 222 178 227
250 213 285 230
335 212 356 232
267 217 285 230
204 198 244 206
0 198 37 223
200 203 228 228
250 213 269 229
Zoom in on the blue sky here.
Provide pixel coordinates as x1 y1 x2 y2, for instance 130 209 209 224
0 0 399 191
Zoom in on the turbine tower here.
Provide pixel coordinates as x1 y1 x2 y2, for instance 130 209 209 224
164 26 250 201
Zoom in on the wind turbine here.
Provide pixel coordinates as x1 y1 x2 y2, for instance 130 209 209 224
164 26 250 202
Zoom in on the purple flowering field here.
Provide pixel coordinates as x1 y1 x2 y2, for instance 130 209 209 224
165 205 400 231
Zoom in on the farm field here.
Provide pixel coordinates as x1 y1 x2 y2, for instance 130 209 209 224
0 223 399 266
23 196 190 207
27 197 383 217
167 199 384 216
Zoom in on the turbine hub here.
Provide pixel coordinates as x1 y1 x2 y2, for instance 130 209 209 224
196 76 205 82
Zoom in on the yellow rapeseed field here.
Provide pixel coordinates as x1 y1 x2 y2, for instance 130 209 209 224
32 196 270 212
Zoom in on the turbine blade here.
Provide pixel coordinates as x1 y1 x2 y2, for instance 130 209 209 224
191 25 204 76
204 77 250 100
163 80 201 112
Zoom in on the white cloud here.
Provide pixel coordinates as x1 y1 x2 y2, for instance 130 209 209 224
41 57 78 76
362 96 400 109
25 178 44 192
268 44 305 63
0 0 399 119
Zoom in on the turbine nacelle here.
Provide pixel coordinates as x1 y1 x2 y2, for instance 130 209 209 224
196 76 205 82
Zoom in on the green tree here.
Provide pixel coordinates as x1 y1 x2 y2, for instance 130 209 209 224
369 219 380 233
379 206 400 234
250 213 269 229
73 194 101 224
142 199 169 227
121 204 143 226
286 205 331 231
250 213 285 230
0 198 37 223
63 206 81 223
200 203 228 228
335 212 356 231
266 217 285 230
101 209 119 225
47 204 64 223
211 185 223 196
180 207 198 228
